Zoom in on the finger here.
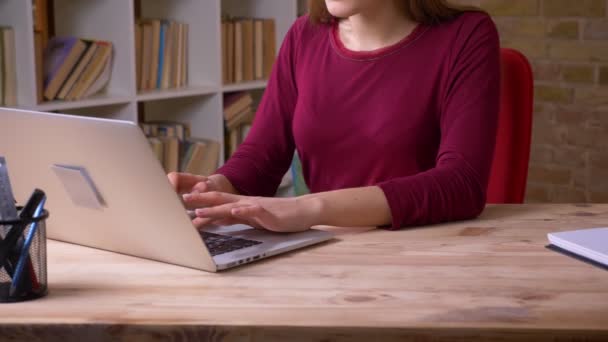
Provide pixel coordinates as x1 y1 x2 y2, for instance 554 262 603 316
182 191 240 210
192 217 214 229
192 179 219 194
195 202 250 219
168 172 208 194
231 205 264 217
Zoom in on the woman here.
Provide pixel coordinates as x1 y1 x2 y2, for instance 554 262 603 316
170 0 500 232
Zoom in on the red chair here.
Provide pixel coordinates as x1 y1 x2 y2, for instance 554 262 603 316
486 48 534 204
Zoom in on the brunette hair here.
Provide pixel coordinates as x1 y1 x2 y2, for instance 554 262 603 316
308 0 481 25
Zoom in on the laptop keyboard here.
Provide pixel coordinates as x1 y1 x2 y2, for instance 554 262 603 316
200 231 262 256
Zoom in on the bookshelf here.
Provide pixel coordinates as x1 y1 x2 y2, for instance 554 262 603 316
0 0 305 164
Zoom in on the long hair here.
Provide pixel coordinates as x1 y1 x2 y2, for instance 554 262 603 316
308 0 481 25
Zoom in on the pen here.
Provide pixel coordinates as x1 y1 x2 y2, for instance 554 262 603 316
9 196 46 297
0 189 45 296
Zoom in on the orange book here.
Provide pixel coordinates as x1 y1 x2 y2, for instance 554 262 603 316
241 19 254 82
57 40 97 100
254 20 263 80
67 41 112 100
262 19 276 79
43 37 87 100
140 22 153 90
181 23 187 87
221 21 228 84
147 19 161 90
233 21 243 83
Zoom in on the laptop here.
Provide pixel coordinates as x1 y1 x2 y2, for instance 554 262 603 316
548 228 608 268
0 108 333 272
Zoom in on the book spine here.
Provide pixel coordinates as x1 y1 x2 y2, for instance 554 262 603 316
157 22 166 90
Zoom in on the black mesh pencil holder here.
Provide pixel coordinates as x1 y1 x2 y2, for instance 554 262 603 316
0 207 49 303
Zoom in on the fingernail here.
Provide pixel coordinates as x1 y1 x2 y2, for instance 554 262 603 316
183 194 191 200
195 208 208 216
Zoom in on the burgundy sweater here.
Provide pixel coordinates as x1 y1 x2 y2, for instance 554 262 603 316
216 12 500 229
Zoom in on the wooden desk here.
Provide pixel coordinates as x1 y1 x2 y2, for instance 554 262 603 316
1 204 607 341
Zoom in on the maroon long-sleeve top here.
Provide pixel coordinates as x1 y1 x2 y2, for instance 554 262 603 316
216 12 500 229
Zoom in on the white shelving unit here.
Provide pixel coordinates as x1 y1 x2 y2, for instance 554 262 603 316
1 0 304 163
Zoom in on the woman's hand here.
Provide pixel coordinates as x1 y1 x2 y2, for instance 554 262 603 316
182 192 322 233
167 172 238 195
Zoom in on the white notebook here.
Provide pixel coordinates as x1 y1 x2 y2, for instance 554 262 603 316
548 228 608 267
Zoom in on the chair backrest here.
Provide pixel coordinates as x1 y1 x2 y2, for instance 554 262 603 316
486 48 534 204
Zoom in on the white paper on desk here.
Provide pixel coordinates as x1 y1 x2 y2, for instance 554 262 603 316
51 164 106 210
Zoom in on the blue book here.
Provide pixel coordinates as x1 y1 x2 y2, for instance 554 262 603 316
156 21 168 89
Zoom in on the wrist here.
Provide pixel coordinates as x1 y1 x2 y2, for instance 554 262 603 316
298 194 325 227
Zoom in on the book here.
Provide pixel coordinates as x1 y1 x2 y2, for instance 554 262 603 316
240 124 252 143
57 41 97 100
181 138 220 176
223 92 253 121
262 19 276 79
221 21 228 84
182 140 207 174
254 20 264 80
179 139 196 172
198 138 220 176
80 51 113 99
548 228 608 268
234 21 243 83
161 21 174 90
229 129 239 157
241 19 254 82
141 123 159 137
43 36 87 100
67 41 113 100
32 0 44 32
172 22 181 88
33 0 49 47
161 136 180 173
2 28 17 106
148 20 161 90
140 22 153 90
146 121 189 140
226 106 254 131
157 21 167 89
147 137 164 165
181 23 188 87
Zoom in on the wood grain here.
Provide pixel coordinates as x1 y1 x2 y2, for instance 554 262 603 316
0 204 607 341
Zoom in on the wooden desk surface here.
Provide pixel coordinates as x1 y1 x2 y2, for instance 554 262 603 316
1 204 607 341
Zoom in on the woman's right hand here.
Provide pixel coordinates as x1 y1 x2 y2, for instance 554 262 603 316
167 172 238 195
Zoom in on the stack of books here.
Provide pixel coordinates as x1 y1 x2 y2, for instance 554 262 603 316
0 27 17 106
43 37 114 101
224 92 255 158
221 17 276 84
135 19 188 92
141 121 220 176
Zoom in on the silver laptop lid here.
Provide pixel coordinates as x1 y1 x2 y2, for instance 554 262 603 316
0 108 216 271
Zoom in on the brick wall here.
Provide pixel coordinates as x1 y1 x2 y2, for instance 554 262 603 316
451 0 608 203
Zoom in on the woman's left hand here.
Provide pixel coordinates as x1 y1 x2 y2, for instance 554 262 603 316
182 192 321 233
